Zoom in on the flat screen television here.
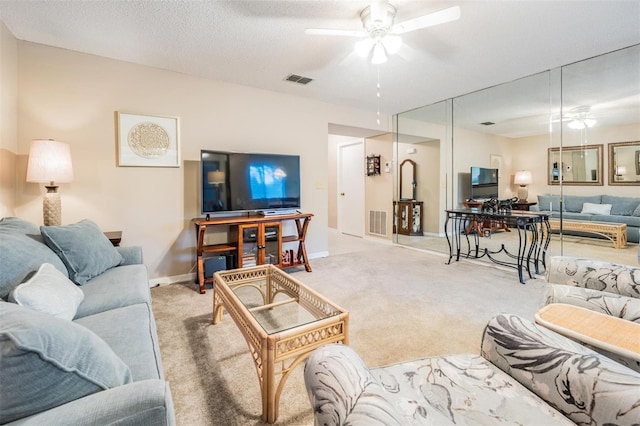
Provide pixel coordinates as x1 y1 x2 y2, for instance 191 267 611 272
200 150 301 215
470 166 499 200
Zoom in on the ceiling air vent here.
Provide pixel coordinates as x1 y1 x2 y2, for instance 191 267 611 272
285 74 313 85
480 121 495 126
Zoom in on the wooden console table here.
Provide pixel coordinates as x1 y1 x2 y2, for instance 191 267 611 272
192 213 312 294
535 303 640 362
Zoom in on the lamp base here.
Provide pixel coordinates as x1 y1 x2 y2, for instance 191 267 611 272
43 186 61 226
517 186 528 203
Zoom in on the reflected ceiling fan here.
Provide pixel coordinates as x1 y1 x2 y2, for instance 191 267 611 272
305 0 460 64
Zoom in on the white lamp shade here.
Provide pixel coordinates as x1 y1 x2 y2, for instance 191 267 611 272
514 170 532 186
27 139 74 184
207 170 225 184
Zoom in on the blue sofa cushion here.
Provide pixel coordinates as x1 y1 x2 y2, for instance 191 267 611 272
0 217 69 299
634 204 640 217
0 303 132 424
537 195 562 212
564 195 602 213
40 219 124 285
602 195 640 216
76 304 164 381
75 264 151 318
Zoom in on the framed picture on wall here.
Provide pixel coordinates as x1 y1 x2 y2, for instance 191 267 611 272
117 112 180 167
489 154 502 177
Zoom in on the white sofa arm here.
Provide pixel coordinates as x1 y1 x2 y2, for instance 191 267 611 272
304 344 406 425
546 256 640 299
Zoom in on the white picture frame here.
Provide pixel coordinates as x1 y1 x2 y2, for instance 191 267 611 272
117 112 180 167
490 154 502 177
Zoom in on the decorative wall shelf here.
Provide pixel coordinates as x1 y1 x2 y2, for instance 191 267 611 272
366 155 381 176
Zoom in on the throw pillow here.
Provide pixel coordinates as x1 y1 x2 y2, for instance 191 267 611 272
0 217 69 299
581 202 612 215
9 263 84 320
634 204 640 217
0 303 132 424
40 219 124 285
537 194 562 212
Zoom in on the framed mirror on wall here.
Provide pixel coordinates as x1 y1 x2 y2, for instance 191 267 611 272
609 141 640 185
547 144 603 185
399 159 416 200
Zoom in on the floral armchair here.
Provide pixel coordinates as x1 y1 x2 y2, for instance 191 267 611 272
304 314 640 425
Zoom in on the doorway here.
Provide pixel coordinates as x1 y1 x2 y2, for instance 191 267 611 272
338 140 364 237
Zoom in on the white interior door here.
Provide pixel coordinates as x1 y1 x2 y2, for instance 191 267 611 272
338 141 364 237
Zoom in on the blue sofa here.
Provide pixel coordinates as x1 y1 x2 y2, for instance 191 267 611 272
0 217 174 425
531 194 640 243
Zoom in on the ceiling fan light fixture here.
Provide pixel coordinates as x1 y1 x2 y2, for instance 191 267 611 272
355 38 375 57
381 34 401 55
371 43 388 64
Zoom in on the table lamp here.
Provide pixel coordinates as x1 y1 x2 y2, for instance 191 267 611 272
26 139 74 226
514 170 532 203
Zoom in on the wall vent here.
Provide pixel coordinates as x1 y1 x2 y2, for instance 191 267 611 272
369 210 387 236
284 74 313 85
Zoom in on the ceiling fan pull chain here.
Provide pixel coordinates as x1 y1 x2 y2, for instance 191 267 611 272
377 66 381 125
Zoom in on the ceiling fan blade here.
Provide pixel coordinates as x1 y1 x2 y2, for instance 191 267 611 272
392 6 461 34
304 28 366 37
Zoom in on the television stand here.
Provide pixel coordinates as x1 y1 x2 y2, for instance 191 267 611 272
192 212 313 294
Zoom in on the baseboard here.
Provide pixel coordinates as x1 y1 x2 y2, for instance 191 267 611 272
309 250 329 259
150 272 195 288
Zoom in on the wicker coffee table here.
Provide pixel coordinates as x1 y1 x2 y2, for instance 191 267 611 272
549 218 627 249
212 265 349 423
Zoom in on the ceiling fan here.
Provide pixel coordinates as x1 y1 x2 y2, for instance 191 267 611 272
305 1 460 64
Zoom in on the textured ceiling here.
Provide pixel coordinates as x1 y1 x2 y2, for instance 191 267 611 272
1 0 639 120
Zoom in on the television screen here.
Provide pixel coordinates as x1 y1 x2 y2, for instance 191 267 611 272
470 166 499 200
201 150 301 214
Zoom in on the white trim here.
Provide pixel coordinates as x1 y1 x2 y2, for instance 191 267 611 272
150 272 194 287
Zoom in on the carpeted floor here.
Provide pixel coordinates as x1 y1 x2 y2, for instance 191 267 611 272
151 236 550 425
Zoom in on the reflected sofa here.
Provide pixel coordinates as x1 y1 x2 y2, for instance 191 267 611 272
304 314 640 425
0 217 174 425
530 194 640 243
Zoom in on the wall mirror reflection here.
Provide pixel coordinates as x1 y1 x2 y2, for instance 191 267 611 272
547 145 603 185
399 159 416 200
609 141 640 185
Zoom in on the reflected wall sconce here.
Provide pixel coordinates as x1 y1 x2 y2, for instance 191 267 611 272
514 170 532 202
26 139 74 226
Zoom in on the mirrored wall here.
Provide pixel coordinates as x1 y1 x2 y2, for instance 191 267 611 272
394 44 639 269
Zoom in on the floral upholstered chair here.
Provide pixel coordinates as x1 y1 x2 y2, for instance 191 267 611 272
544 255 640 371
544 256 640 323
304 314 640 426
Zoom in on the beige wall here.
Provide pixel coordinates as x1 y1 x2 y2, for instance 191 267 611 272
516 123 640 200
0 21 18 217
398 141 440 234
11 40 387 283
364 134 393 239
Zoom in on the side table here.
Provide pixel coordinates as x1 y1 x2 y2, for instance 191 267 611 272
512 202 537 211
104 231 122 247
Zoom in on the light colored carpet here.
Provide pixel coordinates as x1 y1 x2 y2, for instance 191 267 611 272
151 234 550 425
